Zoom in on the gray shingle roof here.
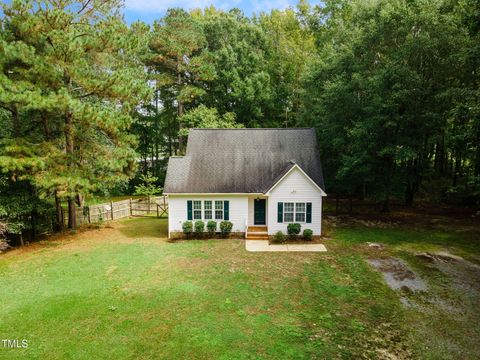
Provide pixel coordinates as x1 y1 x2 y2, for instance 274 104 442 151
164 128 324 194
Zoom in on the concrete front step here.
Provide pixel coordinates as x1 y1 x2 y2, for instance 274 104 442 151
246 234 269 240
247 226 268 232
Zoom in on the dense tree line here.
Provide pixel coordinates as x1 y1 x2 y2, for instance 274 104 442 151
303 0 480 210
0 0 479 239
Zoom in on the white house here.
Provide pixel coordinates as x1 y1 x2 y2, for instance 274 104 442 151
164 128 326 239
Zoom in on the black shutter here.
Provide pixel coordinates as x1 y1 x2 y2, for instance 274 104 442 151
306 202 312 223
224 201 229 220
187 200 193 220
277 202 283 223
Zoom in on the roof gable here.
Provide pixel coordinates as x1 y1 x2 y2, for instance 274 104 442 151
265 163 327 196
164 128 325 194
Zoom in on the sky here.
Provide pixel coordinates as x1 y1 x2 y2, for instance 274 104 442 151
0 1 321 25
123 0 320 24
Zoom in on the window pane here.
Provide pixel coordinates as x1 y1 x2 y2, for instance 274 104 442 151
215 210 223 220
193 210 202 220
284 202 294 212
295 212 305 222
295 203 305 212
193 201 202 210
204 201 212 210
205 210 212 219
284 213 294 222
215 200 223 210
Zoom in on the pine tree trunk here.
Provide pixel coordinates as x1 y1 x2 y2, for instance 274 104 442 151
475 125 480 177
41 112 51 140
55 192 64 230
382 159 394 212
177 63 185 154
12 106 20 137
178 99 185 153
154 88 160 177
65 109 77 229
452 155 462 187
67 197 76 229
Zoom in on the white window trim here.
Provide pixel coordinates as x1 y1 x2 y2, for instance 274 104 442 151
204 200 213 220
215 200 224 220
295 202 306 223
284 202 294 223
193 200 202 220
283 202 307 223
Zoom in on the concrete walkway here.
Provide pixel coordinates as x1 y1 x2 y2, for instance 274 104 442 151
245 240 327 252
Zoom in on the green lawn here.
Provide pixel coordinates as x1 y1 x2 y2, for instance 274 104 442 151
1 217 479 359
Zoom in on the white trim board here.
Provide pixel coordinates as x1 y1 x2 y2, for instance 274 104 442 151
265 164 327 196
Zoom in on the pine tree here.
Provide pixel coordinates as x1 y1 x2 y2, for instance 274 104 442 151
0 1 151 228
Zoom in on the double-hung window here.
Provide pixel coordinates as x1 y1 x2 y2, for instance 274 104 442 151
204 201 213 220
280 202 310 223
284 202 294 222
215 200 224 220
295 203 306 222
193 200 202 220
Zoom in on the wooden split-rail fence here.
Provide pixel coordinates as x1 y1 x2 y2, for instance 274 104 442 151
62 196 168 226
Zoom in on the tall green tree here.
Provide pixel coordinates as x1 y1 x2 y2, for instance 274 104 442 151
303 0 478 209
0 0 151 228
149 8 215 153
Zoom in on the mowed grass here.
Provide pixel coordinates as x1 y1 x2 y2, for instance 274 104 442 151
0 216 479 359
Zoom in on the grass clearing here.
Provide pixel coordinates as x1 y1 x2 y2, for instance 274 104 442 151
1 216 479 359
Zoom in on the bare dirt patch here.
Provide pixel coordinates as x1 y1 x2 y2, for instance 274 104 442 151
368 258 427 293
415 251 480 302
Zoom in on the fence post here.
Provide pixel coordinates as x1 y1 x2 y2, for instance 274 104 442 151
60 206 64 230
88 206 91 224
148 197 151 215
129 198 133 216
157 204 159 218
111 201 114 220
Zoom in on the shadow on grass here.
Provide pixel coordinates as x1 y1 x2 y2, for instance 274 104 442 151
334 226 480 262
117 217 168 239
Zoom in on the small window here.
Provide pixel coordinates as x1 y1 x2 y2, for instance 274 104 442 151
193 200 202 220
215 200 223 220
295 203 306 222
284 202 294 222
204 201 212 220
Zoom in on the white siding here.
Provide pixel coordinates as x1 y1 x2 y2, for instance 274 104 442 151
168 195 248 237
267 167 323 235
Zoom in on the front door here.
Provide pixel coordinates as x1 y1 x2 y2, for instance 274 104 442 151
254 199 266 225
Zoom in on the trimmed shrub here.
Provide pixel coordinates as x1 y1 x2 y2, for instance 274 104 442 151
194 220 205 237
303 229 313 241
219 220 233 238
206 221 217 237
182 221 193 238
272 230 285 244
287 223 301 240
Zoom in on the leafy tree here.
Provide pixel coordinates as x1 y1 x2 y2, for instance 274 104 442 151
178 105 242 137
198 8 273 127
133 173 163 200
0 0 151 228
149 9 215 152
303 0 478 209
258 4 317 127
